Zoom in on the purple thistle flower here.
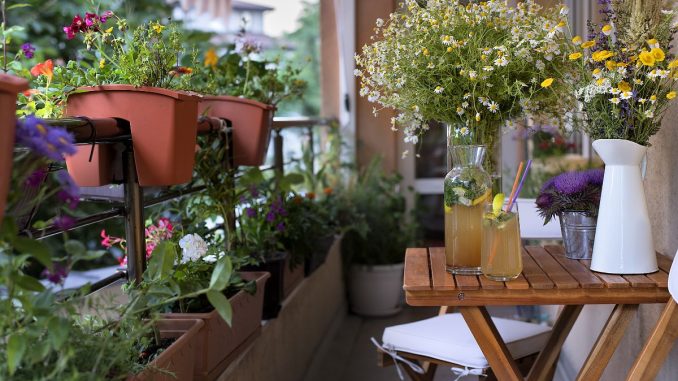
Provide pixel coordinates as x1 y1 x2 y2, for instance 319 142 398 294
25 168 47 188
21 43 35 59
553 171 589 195
246 207 257 218
535 193 553 210
42 264 69 286
54 215 76 231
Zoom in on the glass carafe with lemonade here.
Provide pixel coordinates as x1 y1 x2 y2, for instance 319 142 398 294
444 145 491 274
481 194 522 281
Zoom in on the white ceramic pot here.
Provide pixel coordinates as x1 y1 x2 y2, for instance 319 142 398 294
591 139 657 274
348 263 404 317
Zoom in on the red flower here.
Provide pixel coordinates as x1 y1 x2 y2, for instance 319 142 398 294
30 59 54 80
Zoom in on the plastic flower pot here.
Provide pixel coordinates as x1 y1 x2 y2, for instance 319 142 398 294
198 96 275 166
65 144 116 186
242 251 287 319
162 272 269 381
0 74 28 227
283 254 304 298
129 318 203 381
65 85 201 186
304 234 337 277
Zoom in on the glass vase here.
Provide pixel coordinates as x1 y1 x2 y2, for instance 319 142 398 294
444 145 492 274
447 123 502 194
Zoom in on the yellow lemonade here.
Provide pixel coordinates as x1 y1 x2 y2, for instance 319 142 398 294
444 201 486 274
481 212 522 281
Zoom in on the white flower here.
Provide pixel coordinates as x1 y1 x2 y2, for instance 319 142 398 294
202 254 218 263
461 101 469 108
353 69 362 77
459 127 470 136
401 150 409 159
468 70 477 79
488 101 499 113
179 234 209 263
644 110 655 118
463 93 471 100
483 66 494 72
620 91 633 100
494 56 508 67
376 18 384 27
634 78 643 85
610 87 621 95
560 6 569 17
639 98 647 104
609 97 620 105
617 67 627 76
434 86 444 94
456 107 465 116
535 60 545 71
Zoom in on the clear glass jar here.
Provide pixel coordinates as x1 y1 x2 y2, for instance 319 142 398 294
444 145 492 274
481 202 522 281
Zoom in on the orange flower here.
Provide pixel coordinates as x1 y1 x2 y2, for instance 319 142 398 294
30 59 54 80
323 187 333 196
292 196 304 205
306 192 316 200
22 89 41 97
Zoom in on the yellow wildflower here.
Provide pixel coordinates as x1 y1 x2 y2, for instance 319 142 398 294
572 36 582 45
596 78 607 86
581 41 596 49
151 22 165 34
651 47 665 62
602 24 613 36
605 60 617 71
639 51 656 67
447 47 453 53
204 48 218 68
475 112 481 122
618 81 631 92
541 78 554 88
422 47 430 56
105 27 114 34
650 95 657 101
99 58 105 69
592 68 602 78
667 91 677 100
647 38 659 48
669 59 678 69
591 50 614 62
568 52 582 60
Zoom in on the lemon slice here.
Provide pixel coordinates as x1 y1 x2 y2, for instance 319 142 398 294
471 189 491 206
492 193 505 216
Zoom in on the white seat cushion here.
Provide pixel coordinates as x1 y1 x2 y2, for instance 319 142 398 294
382 313 551 369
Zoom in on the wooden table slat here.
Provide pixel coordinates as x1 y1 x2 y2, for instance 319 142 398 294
505 273 531 289
455 274 481 290
403 248 431 290
646 270 670 288
623 275 657 288
526 246 579 289
479 275 505 290
428 247 455 290
580 259 631 288
521 248 554 289
545 245 605 289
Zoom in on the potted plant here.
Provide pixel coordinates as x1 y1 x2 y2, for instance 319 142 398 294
536 169 604 260
60 12 201 186
192 44 306 166
341 159 416 317
0 74 28 226
562 3 677 273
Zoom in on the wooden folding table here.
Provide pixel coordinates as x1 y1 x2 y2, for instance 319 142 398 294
403 245 672 381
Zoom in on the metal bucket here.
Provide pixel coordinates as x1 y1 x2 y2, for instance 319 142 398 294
559 211 597 260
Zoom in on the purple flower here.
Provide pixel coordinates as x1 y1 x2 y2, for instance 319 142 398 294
63 26 75 40
265 211 276 223
99 10 113 23
56 171 80 209
275 222 285 232
25 168 47 188
16 116 77 161
535 193 553 210
54 215 76 231
41 264 69 285
21 43 35 59
248 185 260 198
553 171 589 195
584 168 604 187
246 207 257 218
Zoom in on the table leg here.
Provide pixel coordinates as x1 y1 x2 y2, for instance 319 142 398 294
460 306 523 381
527 305 583 381
626 300 678 381
576 304 639 381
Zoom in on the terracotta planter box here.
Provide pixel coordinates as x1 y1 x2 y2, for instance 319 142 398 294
65 144 116 186
129 318 203 381
163 272 269 381
0 74 28 226
283 255 304 298
198 96 275 166
65 85 200 186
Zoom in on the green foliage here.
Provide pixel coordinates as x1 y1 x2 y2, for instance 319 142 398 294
340 159 417 265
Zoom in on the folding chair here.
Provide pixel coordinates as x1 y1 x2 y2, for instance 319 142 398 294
626 252 678 381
